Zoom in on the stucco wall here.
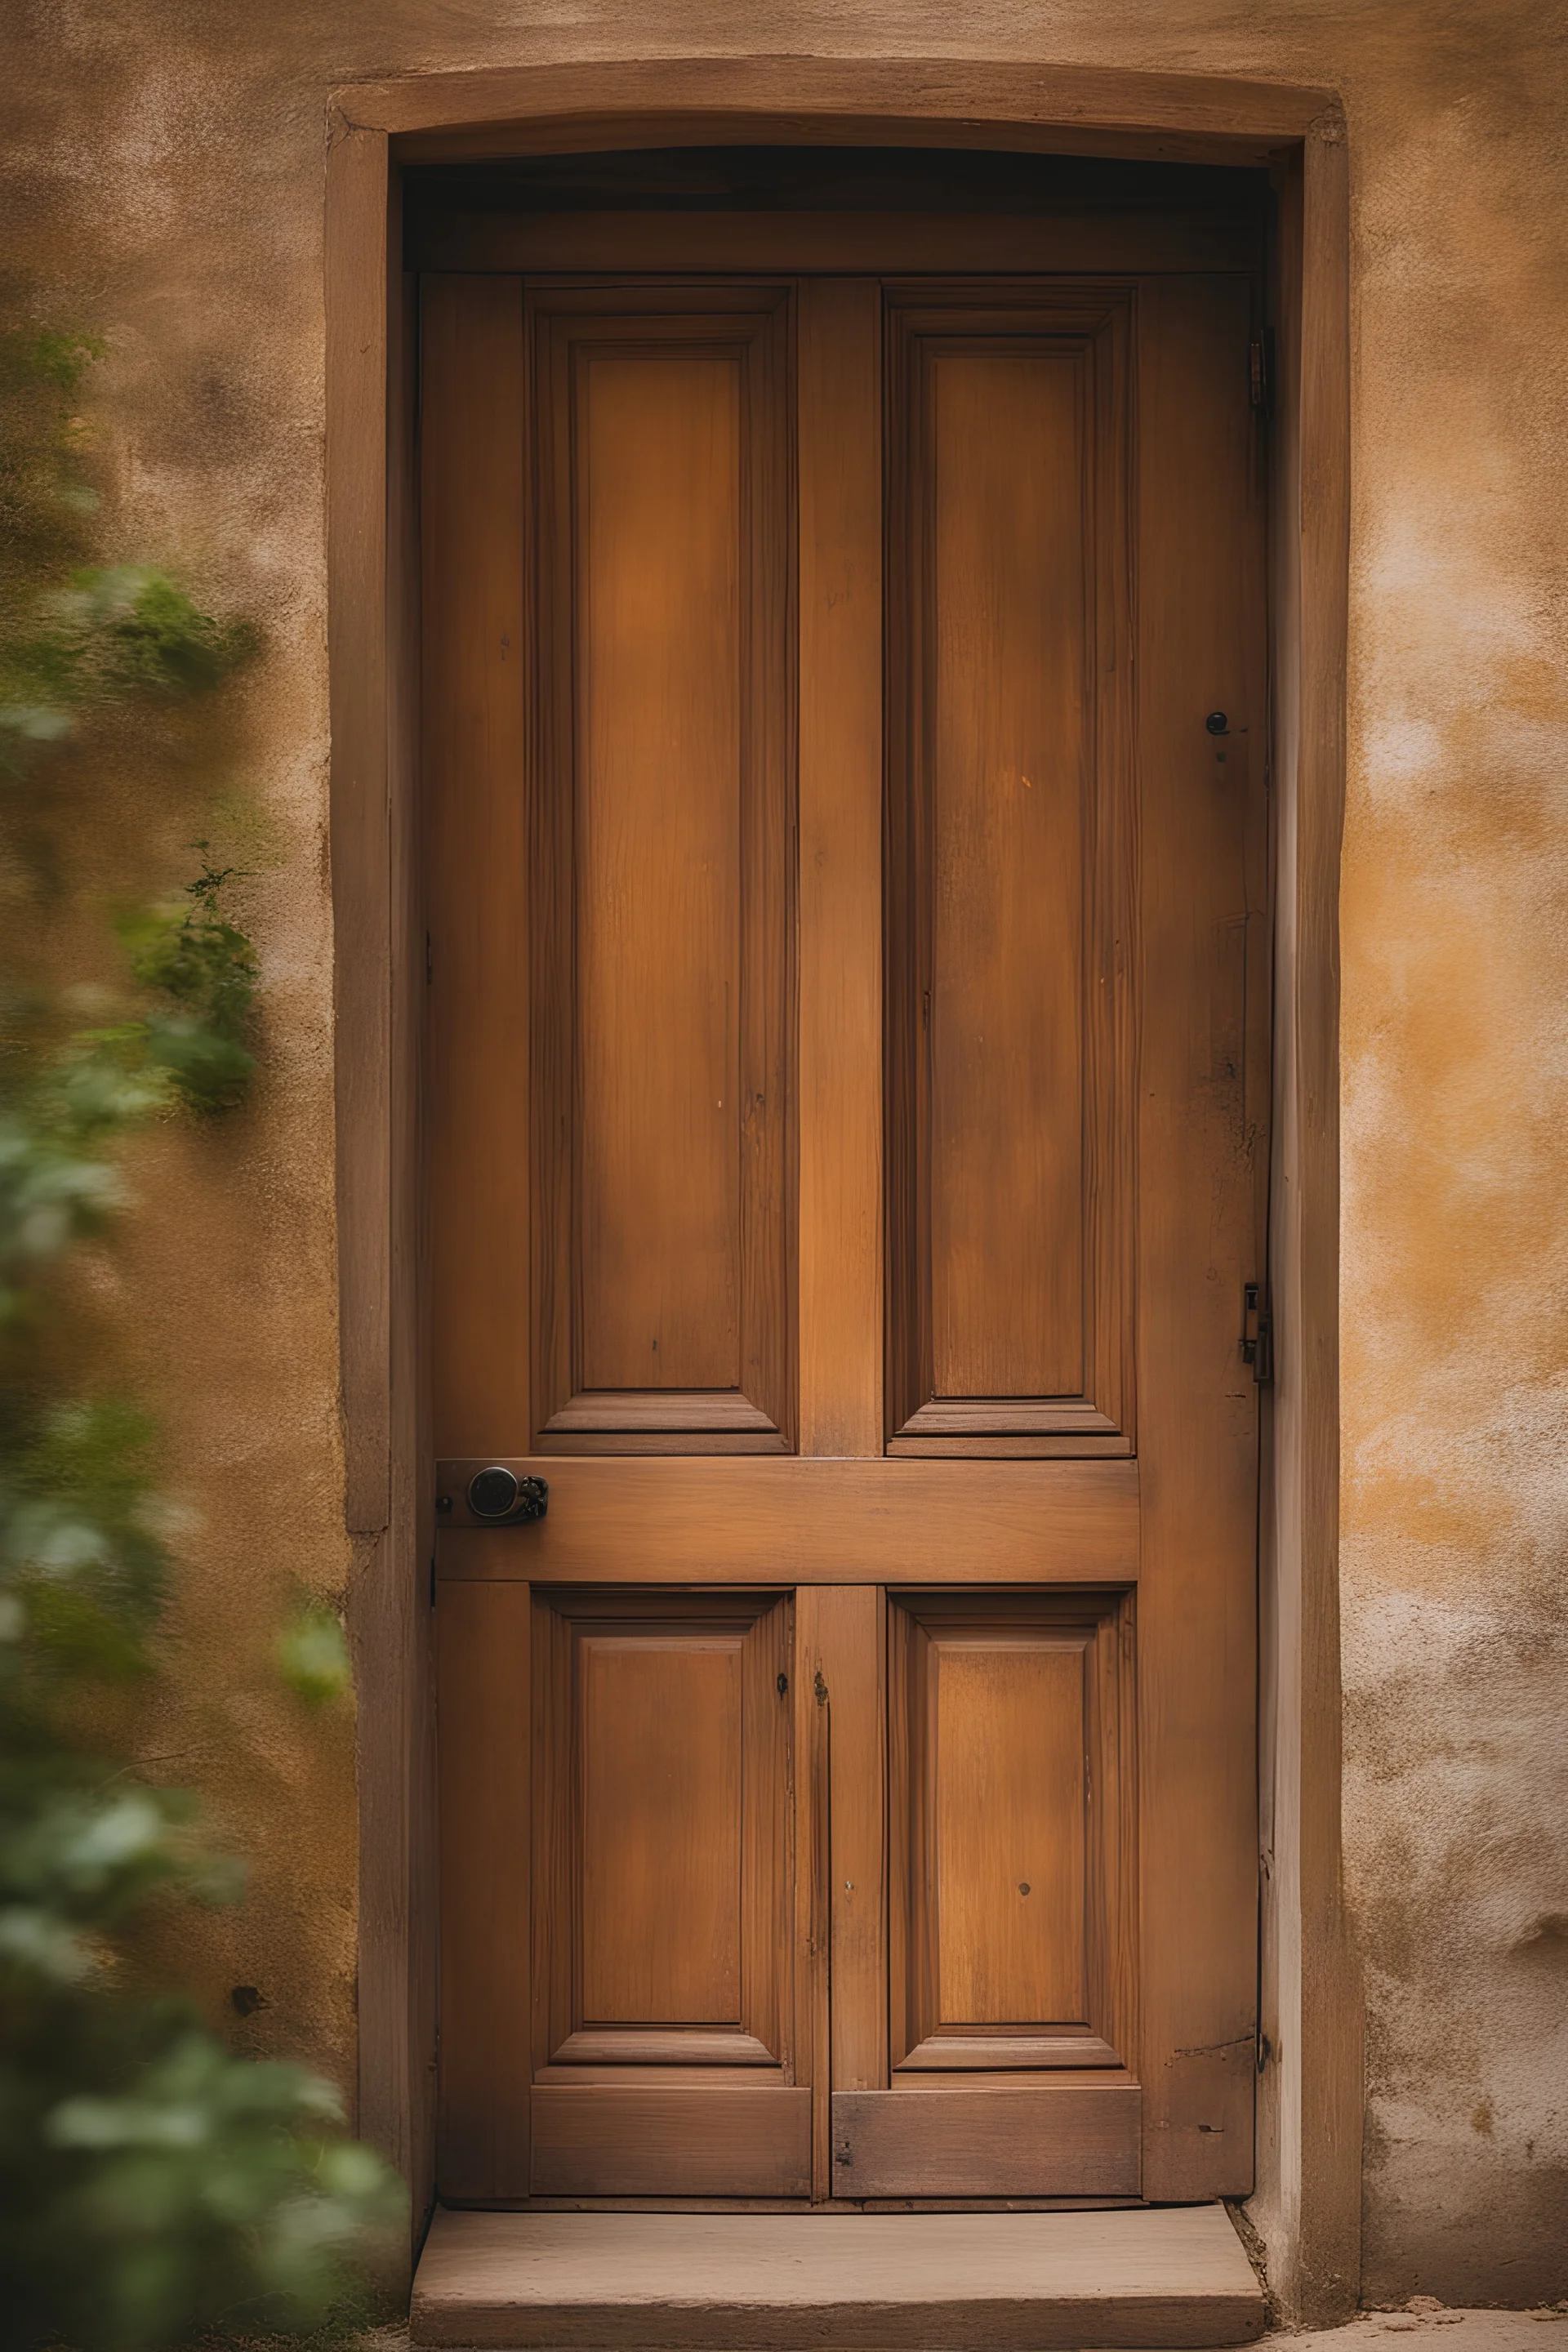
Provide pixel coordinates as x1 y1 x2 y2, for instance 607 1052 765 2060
4 0 1564 2310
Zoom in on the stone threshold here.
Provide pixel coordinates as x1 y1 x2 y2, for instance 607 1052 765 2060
410 2202 1267 2349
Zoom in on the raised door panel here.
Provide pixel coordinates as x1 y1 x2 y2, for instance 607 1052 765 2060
889 1592 1134 2075
529 1588 804 2195
846 1588 1139 2198
885 291 1134 1454
929 352 1086 1405
578 1634 743 2027
933 1639 1088 2028
529 291 794 1452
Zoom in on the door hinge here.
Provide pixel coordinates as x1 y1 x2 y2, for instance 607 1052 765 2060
1241 1282 1273 1384
1249 331 1272 415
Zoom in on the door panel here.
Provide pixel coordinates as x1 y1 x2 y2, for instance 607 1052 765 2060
930 350 1086 1403
832 2082 1141 2199
529 291 793 1452
530 1590 799 2192
532 2085 812 2198
532 1599 793 2062
889 1594 1134 2079
885 292 1135 1454
425 259 1267 2209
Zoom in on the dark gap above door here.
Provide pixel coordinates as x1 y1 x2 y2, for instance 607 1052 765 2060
403 145 1270 272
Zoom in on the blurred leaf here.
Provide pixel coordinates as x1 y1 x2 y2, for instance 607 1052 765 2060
276 1607 351 1709
0 318 394 2350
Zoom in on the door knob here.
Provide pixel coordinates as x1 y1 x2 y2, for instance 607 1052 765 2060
466 1467 549 1524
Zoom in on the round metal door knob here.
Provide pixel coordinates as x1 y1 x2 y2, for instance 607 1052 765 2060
466 1466 549 1524
1205 710 1230 736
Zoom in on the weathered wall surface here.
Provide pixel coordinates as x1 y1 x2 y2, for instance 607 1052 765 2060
3 0 1563 2308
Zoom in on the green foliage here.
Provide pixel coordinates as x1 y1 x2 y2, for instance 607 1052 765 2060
276 1606 353 1711
0 318 402 2346
118 851 260 1113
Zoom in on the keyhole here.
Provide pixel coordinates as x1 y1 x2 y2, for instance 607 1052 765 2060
777 1673 789 1698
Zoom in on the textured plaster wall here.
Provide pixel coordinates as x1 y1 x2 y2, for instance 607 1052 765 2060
3 0 1564 2308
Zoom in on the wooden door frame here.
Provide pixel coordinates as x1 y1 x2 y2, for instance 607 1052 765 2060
323 51 1354 2324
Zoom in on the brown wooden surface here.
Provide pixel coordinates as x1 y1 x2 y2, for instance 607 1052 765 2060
1263 120 1363 2316
531 1592 794 2074
434 1458 1140 1581
407 209 1265 278
928 347 1086 1403
937 1641 1089 2025
798 278 884 1460
528 290 793 1450
887 1593 1133 2078
579 1635 744 2025
436 1578 532 2200
331 123 439 2256
344 54 1330 159
816 1588 888 2099
531 2087 812 2198
884 291 1134 1450
425 261 1261 2214
831 2086 1140 2198
1132 275 1267 2199
327 116 393 1536
422 276 528 1460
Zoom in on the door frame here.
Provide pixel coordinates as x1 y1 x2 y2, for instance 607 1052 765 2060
323 50 1354 2324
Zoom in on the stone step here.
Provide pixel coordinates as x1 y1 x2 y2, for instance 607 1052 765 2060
411 2203 1267 2349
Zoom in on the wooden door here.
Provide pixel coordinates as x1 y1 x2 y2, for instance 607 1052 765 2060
424 256 1267 2208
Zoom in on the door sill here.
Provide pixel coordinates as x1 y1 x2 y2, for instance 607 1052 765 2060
411 2203 1265 2347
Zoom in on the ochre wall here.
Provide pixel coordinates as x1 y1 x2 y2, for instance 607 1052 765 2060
4 0 1563 2310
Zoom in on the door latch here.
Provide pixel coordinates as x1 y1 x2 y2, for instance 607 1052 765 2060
465 1466 549 1524
1241 1284 1273 1385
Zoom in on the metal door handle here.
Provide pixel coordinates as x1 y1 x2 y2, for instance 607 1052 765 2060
466 1466 549 1524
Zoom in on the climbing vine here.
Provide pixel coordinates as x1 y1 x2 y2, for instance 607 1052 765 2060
0 320 398 2345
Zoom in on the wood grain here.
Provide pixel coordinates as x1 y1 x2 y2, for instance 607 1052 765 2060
532 1592 793 2062
332 125 438 2256
531 2087 812 2198
884 291 1134 1450
578 1634 744 2025
929 347 1085 1401
831 2085 1140 2198
326 115 392 1535
576 352 743 1393
1132 274 1267 2200
888 1593 1134 2078
797 278 883 1459
934 1640 1089 2027
421 275 528 1460
434 1456 1139 1581
343 54 1331 158
819 1588 887 2099
528 292 793 1450
1263 122 1363 2315
436 1575 531 2200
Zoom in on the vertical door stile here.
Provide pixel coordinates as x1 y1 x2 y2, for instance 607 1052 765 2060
796 279 887 2198
1134 274 1267 2198
423 273 532 2204
797 277 884 1462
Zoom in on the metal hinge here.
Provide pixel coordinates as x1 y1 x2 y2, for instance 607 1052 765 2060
1241 1283 1273 1384
1250 331 1272 415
